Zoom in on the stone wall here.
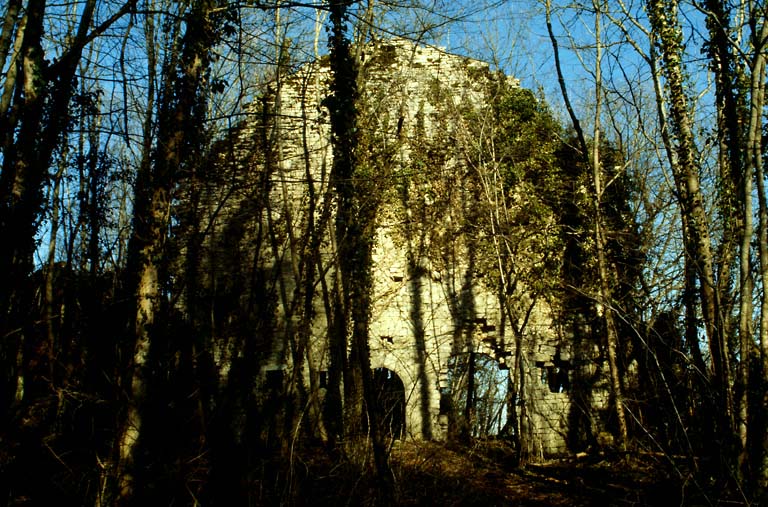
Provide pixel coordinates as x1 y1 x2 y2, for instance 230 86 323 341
196 38 608 454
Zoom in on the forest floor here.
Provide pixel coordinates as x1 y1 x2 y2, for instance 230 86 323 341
391 440 681 506
287 439 743 506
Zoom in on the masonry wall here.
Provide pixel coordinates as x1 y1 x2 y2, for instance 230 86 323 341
195 38 608 454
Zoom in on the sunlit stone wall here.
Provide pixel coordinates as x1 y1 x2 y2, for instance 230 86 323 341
200 38 608 454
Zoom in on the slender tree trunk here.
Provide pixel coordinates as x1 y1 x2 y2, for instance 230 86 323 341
737 48 756 489
113 5 157 499
546 0 628 448
0 0 47 408
701 0 754 480
641 26 709 377
115 1 220 501
0 1 24 139
646 0 733 442
591 0 628 450
327 1 393 502
0 0 21 74
706 0 743 337
746 9 768 496
464 350 476 440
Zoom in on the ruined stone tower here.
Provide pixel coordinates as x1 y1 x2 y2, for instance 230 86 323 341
193 38 610 456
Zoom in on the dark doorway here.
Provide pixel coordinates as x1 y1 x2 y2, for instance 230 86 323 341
373 367 406 439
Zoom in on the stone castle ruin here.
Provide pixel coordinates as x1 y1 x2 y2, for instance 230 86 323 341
192 39 610 457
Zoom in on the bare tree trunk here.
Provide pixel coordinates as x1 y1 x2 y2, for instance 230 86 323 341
546 0 628 448
644 21 708 377
0 0 21 74
0 0 48 408
737 41 756 489
115 1 221 501
746 8 768 496
591 0 628 450
327 1 393 502
706 0 743 350
701 0 754 481
0 0 24 134
112 4 158 499
646 0 733 442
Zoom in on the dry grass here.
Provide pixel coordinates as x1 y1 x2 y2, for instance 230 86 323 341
280 439 697 506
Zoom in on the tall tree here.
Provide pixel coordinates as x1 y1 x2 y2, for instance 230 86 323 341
646 0 734 460
740 3 768 496
115 0 230 501
545 0 629 449
326 0 393 502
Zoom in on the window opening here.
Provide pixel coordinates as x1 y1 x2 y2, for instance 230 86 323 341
265 369 284 391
